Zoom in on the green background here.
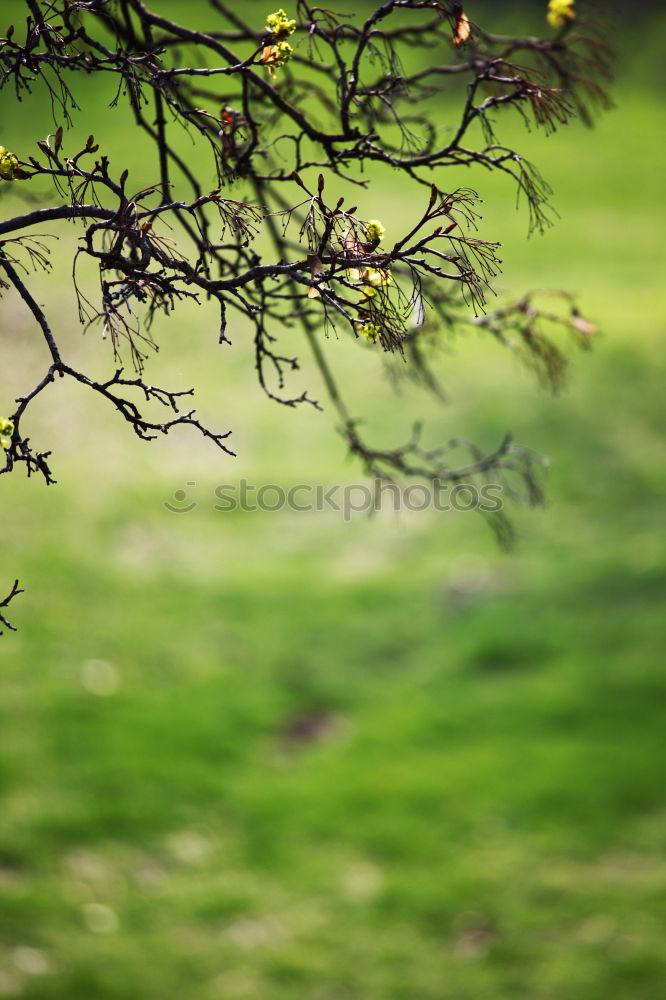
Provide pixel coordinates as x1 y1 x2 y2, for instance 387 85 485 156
1 3 665 997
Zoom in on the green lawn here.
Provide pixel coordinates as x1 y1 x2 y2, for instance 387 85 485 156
1 8 665 999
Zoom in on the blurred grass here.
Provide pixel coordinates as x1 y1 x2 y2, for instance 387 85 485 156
1 4 666 999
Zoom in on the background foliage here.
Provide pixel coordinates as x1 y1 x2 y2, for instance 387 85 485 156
1 2 665 998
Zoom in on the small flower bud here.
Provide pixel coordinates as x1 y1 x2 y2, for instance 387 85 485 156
546 0 575 28
265 9 296 40
354 321 381 344
0 416 14 449
365 219 386 245
0 146 19 181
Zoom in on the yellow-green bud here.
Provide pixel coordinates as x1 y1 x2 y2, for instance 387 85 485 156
365 219 386 245
265 9 296 40
546 0 575 28
364 267 390 286
0 416 14 449
260 38 293 71
0 146 19 181
273 40 293 65
354 321 381 344
359 267 391 301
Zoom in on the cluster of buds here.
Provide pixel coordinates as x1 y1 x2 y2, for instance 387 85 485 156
265 8 296 39
359 266 391 301
345 219 390 338
0 417 14 449
0 146 19 181
547 0 575 28
364 219 386 245
261 9 296 74
354 321 382 344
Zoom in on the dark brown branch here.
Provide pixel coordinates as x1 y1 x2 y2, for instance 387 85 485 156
0 580 23 635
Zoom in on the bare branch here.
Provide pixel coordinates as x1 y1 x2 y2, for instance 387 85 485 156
0 580 23 635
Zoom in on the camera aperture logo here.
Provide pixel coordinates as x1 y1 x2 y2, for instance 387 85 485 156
164 479 503 520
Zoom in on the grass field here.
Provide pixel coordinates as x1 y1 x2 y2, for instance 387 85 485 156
1 5 665 998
